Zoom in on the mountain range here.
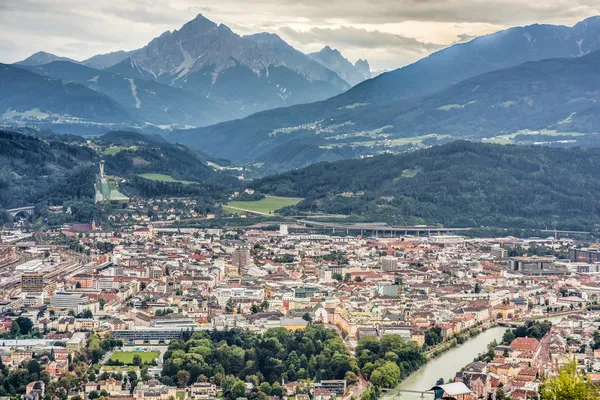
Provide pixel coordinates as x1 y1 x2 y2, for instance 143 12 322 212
13 14 369 118
105 15 352 114
172 16 600 173
19 61 237 129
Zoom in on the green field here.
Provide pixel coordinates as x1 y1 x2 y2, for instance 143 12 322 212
225 196 303 215
101 146 134 155
109 351 160 364
483 129 585 144
137 173 197 185
320 134 449 149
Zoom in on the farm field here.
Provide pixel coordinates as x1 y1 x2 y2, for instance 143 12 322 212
109 351 160 364
137 173 197 185
101 146 135 155
483 129 585 144
224 196 303 215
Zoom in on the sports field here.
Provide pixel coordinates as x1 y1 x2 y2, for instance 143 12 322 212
137 173 197 185
224 196 303 215
109 351 160 364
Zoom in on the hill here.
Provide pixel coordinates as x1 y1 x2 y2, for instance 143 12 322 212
0 129 241 224
18 61 238 128
15 51 78 66
0 63 130 126
0 130 97 212
95 130 241 187
249 141 600 231
172 17 600 172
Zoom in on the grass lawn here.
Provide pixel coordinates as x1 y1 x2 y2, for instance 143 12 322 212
109 351 160 365
225 196 303 215
483 129 586 144
137 173 197 185
102 146 131 155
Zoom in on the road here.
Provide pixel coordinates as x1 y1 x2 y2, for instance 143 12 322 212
344 374 368 400
324 323 370 400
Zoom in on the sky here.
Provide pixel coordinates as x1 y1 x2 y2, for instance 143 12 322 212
1 0 600 71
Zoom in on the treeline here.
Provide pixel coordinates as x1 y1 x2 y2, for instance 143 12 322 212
161 325 358 399
123 176 230 201
99 132 240 188
0 130 96 210
356 335 426 399
501 320 553 345
251 141 600 231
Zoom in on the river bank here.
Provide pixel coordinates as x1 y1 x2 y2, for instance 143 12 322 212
380 314 567 399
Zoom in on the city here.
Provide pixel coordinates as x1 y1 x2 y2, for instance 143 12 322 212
3 1 600 399
0 212 599 400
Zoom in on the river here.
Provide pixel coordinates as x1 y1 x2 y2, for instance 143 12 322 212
382 315 566 399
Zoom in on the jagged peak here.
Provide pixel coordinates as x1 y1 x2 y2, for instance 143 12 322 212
180 13 218 34
319 46 342 56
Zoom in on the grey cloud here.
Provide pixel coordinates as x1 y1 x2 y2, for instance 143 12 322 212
0 0 599 67
230 0 599 26
456 33 477 43
279 26 443 51
0 40 16 52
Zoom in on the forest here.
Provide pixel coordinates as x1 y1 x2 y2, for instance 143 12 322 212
161 325 358 400
251 141 600 231
355 335 426 389
0 129 239 226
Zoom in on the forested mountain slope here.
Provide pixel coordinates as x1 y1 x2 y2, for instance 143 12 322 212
250 141 600 230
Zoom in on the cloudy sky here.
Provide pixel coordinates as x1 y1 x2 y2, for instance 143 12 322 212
1 0 599 71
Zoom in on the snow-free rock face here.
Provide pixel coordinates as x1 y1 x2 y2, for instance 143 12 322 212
106 14 350 115
15 51 78 66
309 46 371 86
82 50 138 69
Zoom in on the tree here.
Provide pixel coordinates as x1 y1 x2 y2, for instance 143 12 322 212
132 355 142 366
225 299 235 314
14 317 34 335
10 321 20 337
540 358 599 399
260 301 269 311
302 313 312 323
177 370 190 388
474 283 482 294
370 362 400 388
502 329 516 345
345 371 359 386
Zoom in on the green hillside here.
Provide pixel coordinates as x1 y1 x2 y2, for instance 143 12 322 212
250 141 600 231
0 129 241 225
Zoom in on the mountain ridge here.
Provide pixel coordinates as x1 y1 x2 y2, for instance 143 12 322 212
249 140 600 231
308 46 371 86
172 16 600 173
